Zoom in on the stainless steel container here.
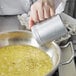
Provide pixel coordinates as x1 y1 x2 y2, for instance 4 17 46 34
0 30 61 76
0 30 73 76
32 15 67 45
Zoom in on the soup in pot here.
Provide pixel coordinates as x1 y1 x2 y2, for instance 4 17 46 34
0 45 53 76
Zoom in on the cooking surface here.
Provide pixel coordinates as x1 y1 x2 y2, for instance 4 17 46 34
0 15 76 76
0 16 21 32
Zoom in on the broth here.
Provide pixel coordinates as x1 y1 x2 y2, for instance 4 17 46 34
0 45 53 76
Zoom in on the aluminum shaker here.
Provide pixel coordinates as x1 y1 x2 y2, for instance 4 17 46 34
31 15 67 45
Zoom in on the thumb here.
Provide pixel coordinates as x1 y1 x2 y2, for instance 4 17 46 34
29 17 34 29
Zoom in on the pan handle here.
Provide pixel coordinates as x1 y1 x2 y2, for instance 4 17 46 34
59 41 75 65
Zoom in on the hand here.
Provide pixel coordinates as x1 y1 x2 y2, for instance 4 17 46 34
29 0 55 28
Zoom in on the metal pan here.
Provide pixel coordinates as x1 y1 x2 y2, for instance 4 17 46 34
0 30 61 76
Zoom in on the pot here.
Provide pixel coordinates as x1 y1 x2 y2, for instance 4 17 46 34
0 30 61 76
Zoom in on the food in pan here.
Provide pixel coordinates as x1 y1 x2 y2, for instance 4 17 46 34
0 45 53 76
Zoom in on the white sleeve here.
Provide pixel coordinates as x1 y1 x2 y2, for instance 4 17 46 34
54 0 67 14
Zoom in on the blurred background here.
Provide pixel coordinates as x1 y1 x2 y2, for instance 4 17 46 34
64 0 76 18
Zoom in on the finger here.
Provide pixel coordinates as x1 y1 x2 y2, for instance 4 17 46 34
29 17 34 29
31 5 39 22
43 2 50 18
37 2 44 21
38 8 44 21
50 7 55 17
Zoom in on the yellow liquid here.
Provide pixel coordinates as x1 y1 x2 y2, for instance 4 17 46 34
0 45 53 76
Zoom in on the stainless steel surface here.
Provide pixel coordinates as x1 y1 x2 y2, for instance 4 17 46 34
60 13 76 35
0 16 21 32
32 15 67 45
58 13 76 76
59 42 76 76
0 30 61 76
60 42 75 65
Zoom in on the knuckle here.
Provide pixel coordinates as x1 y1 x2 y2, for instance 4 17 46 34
31 5 34 10
31 3 37 10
